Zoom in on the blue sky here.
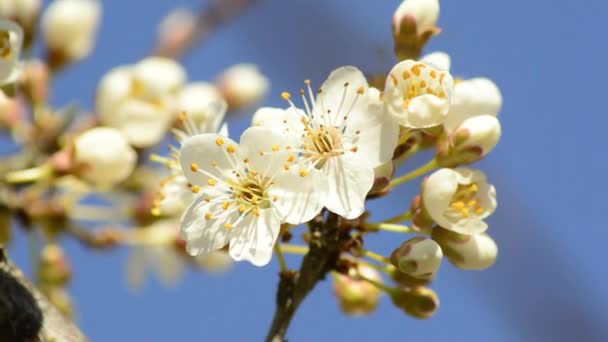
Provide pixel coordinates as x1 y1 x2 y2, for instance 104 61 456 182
7 0 608 341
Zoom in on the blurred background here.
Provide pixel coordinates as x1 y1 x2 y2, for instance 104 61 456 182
6 0 608 341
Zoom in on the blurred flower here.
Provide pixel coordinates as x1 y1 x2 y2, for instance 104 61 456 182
97 57 186 147
154 99 228 217
18 59 49 104
194 250 233 273
391 285 439 319
0 89 25 127
333 264 383 316
216 64 269 110
390 237 442 279
254 66 398 219
179 127 325 266
422 168 497 235
154 8 197 58
0 0 40 47
0 19 23 86
432 227 498 270
73 127 137 187
42 0 101 65
176 82 225 131
393 0 439 36
126 220 184 289
384 60 454 128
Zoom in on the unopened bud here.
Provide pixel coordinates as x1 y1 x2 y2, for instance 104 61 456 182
0 89 25 128
177 82 225 127
194 250 233 273
390 237 442 279
432 227 498 270
216 64 269 110
73 127 137 187
437 115 501 166
391 285 439 319
154 8 197 58
38 244 71 286
333 265 382 316
18 59 49 104
42 0 101 68
392 0 440 60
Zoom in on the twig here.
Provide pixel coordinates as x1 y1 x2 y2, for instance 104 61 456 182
265 213 345 342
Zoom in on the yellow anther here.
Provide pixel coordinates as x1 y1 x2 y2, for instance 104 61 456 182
249 170 257 176
460 208 470 218
178 112 187 122
258 150 264 156
222 201 229 210
350 146 358 153
356 86 365 95
281 92 291 100
283 164 290 171
239 206 247 213
204 197 211 202
211 160 218 167
205 212 212 220
450 201 466 210
411 63 425 76
475 207 485 215
286 154 294 162
299 170 308 177
151 207 161 216
402 98 411 108
429 70 437 79
390 73 398 86
402 71 411 80
207 179 217 186
224 223 233 229
304 79 311 85
216 137 225 146
271 144 280 152
191 185 200 193
243 158 250 163
190 163 199 172
419 81 427 88
227 144 236 153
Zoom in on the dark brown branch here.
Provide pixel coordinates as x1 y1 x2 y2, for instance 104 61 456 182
152 0 259 59
265 213 345 342
0 248 87 342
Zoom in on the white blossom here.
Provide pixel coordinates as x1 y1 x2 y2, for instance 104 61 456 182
41 0 101 61
154 99 228 217
96 57 186 147
0 19 22 86
422 168 496 235
384 59 454 129
73 127 136 187
333 264 382 316
253 66 398 219
179 127 326 266
432 228 498 270
176 82 224 128
217 63 269 109
451 114 501 157
0 0 40 31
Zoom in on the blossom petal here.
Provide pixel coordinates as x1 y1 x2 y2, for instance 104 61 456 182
269 168 327 225
239 126 299 177
228 209 280 266
314 66 368 125
323 154 374 219
444 78 502 131
252 106 305 135
180 196 233 255
179 133 242 189
422 168 458 227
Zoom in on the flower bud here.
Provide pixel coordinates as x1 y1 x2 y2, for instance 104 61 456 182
42 0 101 67
390 237 442 279
154 8 197 58
0 89 25 128
392 0 440 60
131 57 185 99
437 115 501 166
391 286 439 319
333 265 383 316
422 168 497 235
17 59 49 104
443 78 502 132
37 244 71 287
194 250 234 273
0 0 40 48
216 64 269 110
0 19 23 86
177 82 225 128
368 161 394 198
432 227 497 270
73 127 137 187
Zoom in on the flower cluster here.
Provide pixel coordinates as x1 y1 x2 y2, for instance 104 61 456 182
0 0 503 335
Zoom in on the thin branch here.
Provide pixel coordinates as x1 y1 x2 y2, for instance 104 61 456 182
265 213 346 342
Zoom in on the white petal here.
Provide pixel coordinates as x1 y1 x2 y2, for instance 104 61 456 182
314 66 368 124
179 133 242 188
421 51 451 71
228 209 280 266
323 154 374 219
239 126 299 177
406 94 450 128
115 100 173 147
125 247 147 289
252 106 305 135
422 168 458 227
269 168 327 225
343 89 399 168
444 78 502 131
180 197 233 255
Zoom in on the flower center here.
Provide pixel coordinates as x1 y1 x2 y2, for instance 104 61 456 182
0 31 12 59
446 183 484 220
390 63 448 109
234 175 270 209
302 125 344 169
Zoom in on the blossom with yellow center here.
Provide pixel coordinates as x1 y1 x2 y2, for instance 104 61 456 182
253 66 398 219
0 19 22 86
384 59 454 128
422 168 496 235
179 127 326 266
